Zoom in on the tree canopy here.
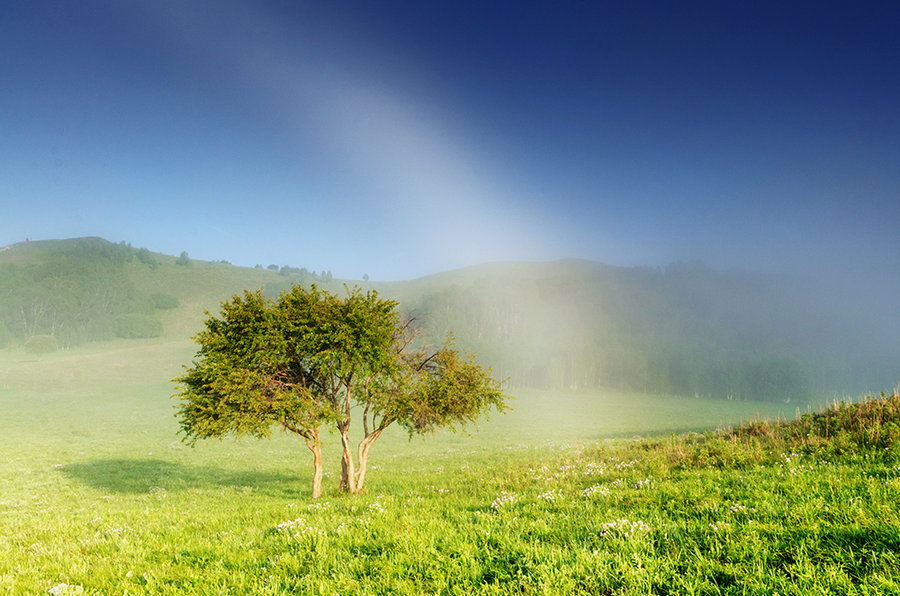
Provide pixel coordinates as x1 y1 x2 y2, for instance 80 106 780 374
174 283 507 498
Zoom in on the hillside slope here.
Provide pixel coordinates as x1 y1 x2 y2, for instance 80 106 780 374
379 260 898 400
2 238 896 401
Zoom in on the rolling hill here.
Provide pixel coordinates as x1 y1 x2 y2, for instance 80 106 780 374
1 237 896 401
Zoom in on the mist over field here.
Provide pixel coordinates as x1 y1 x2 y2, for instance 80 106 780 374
3 239 900 593
2 237 897 407
2 2 900 590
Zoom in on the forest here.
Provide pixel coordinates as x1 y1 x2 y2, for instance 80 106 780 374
0 238 175 349
405 261 896 401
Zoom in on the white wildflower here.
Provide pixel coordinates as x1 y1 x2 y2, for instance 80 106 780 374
599 518 651 539
490 491 519 510
553 464 576 479
633 478 651 489
581 484 610 498
277 517 326 537
538 489 564 502
728 503 755 514
583 462 605 476
367 496 388 514
48 584 84 595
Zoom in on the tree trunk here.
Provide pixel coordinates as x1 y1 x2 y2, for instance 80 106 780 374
354 430 383 493
338 420 357 493
305 436 324 500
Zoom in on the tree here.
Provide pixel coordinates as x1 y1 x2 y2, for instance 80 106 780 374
347 322 508 492
173 289 331 498
176 251 190 266
24 334 58 356
135 248 158 269
173 283 507 499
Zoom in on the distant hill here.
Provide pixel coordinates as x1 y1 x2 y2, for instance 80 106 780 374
388 260 900 401
0 237 335 349
2 237 897 401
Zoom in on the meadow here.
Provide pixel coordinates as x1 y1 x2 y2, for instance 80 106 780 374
2 337 898 594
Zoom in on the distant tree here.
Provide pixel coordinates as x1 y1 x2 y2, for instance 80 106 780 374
267 264 279 271
176 251 190 266
24 334 58 356
150 293 179 310
174 284 507 499
363 273 369 282
135 248 158 269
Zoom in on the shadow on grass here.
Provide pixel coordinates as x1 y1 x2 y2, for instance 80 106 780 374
60 458 304 497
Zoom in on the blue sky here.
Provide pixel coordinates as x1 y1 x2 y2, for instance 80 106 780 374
2 1 899 281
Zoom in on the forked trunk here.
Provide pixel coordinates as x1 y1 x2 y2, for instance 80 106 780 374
305 436 324 500
354 430 383 492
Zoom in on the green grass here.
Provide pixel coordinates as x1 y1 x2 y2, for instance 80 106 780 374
2 339 898 594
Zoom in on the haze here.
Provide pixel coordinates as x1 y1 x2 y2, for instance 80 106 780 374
2 1 899 285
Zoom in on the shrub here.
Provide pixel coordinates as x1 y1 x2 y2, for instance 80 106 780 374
135 248 158 269
113 314 163 339
150 293 179 310
24 334 58 355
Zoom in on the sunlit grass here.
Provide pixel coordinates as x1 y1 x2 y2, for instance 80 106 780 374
2 341 897 593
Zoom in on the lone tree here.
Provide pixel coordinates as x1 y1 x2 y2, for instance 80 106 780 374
174 284 507 498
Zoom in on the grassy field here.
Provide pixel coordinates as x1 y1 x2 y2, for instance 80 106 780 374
2 338 898 594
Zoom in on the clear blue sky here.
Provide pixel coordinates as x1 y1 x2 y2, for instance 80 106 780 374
2 1 899 282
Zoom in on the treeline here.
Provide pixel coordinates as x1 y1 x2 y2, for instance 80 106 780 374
262 263 333 283
406 261 889 402
0 238 178 349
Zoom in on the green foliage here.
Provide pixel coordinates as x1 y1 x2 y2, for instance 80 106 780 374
113 314 163 339
176 251 190 266
149 293 179 310
175 283 508 495
368 341 508 436
175 289 322 442
135 248 158 269
23 333 58 355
